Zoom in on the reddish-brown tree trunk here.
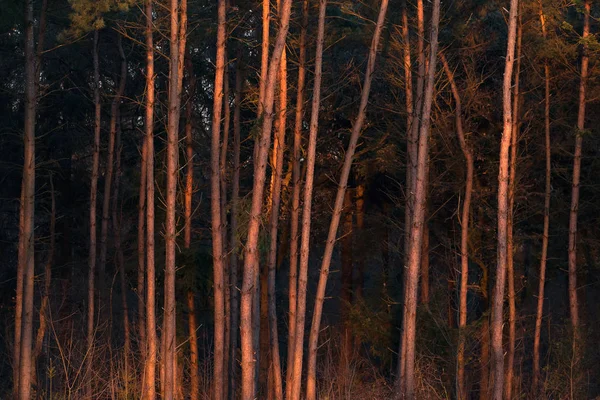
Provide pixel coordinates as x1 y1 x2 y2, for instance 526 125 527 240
397 0 439 397
568 2 589 385
289 2 326 398
506 17 522 399
210 0 227 398
306 2 389 398
441 53 475 400
490 0 518 397
533 1 551 390
286 2 307 398
86 29 101 400
142 0 157 397
240 0 292 398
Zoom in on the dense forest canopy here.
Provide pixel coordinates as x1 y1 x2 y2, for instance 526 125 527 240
2 0 600 398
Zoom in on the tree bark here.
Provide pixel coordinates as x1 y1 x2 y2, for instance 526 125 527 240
506 17 522 399
239 0 292 397
397 0 439 396
440 53 474 400
533 1 551 390
142 1 157 398
567 0 589 382
289 1 326 398
86 29 101 400
305 1 389 398
286 2 307 398
211 0 227 398
490 0 518 397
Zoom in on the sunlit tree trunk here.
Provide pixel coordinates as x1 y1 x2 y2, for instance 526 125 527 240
441 53 474 400
210 0 227 398
533 1 551 390
239 0 292 397
289 2 326 398
568 1 589 384
142 1 157 397
305 1 389 398
229 48 244 400
86 29 102 400
490 0 518 397
286 2 307 397
506 17 522 399
397 0 439 397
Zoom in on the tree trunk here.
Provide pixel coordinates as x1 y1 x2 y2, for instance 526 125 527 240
142 1 157 398
533 1 551 391
568 0 589 384
289 2 326 398
506 17 522 399
211 0 227 398
286 2 307 398
229 49 244 400
441 53 474 400
305 1 389 398
137 87 148 369
490 0 518 397
240 0 292 397
86 29 102 400
396 0 439 396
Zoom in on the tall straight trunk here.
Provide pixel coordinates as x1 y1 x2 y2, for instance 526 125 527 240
15 0 39 396
32 174 54 387
265 21 288 399
533 1 551 390
286 3 307 397
396 1 439 397
163 0 182 394
400 0 425 383
440 53 474 400
211 0 227 398
490 0 518 397
568 0 589 375
258 0 270 117
305 2 389 399
506 18 522 399
239 0 292 397
86 29 101 400
183 55 199 400
289 2 326 398
143 0 157 397
229 49 244 400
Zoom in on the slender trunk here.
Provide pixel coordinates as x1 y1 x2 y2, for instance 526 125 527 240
533 1 551 390
286 2 307 397
568 0 589 379
400 0 425 383
397 0 439 397
506 18 522 399
16 0 38 396
142 0 157 397
289 2 326 398
86 29 101 400
229 50 244 400
440 53 474 400
211 0 227 398
240 0 292 397
32 174 54 387
490 0 518 397
183 54 199 400
305 2 389 398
